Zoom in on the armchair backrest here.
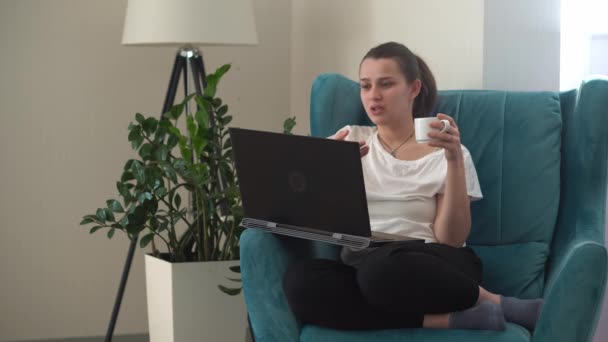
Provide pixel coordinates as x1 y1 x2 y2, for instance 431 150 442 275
310 73 608 300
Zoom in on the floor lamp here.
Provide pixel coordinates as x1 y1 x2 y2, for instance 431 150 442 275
106 1 258 341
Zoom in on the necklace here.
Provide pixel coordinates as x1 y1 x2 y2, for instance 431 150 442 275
378 129 415 157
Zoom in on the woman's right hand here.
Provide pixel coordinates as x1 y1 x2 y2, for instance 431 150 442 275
332 129 369 157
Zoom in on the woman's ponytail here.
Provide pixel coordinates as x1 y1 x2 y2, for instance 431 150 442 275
412 55 437 118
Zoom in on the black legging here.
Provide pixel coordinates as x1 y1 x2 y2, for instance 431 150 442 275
282 240 483 330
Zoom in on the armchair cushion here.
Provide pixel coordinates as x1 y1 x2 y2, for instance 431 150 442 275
301 323 530 342
469 243 549 298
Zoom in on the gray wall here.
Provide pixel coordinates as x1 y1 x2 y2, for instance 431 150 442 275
0 0 291 340
483 0 561 91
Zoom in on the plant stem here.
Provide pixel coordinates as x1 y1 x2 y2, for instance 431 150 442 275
197 190 208 261
155 232 172 256
220 217 236 261
158 196 192 228
150 237 159 256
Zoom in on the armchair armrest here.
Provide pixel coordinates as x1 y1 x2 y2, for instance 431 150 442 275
534 77 608 342
240 229 340 341
240 229 301 342
533 234 607 342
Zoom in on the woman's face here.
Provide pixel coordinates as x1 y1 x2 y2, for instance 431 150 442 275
359 57 420 127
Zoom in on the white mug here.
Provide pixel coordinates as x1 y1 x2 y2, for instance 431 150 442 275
414 117 451 143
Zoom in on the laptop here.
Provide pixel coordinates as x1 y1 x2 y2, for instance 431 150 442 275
229 127 421 249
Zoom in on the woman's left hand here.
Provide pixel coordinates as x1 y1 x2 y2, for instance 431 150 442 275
427 113 463 162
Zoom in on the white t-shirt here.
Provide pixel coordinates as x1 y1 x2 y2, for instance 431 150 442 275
333 125 483 243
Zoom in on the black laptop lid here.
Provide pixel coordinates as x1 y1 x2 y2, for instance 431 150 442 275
229 127 372 237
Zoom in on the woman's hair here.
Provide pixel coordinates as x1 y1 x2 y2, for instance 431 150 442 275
362 42 437 119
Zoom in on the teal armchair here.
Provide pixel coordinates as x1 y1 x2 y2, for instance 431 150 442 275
240 74 608 342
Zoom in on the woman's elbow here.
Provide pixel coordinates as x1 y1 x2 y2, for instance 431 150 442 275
435 225 470 247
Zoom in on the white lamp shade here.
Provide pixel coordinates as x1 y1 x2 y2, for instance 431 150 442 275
122 0 258 46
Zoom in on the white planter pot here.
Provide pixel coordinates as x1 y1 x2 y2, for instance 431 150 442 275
145 254 247 342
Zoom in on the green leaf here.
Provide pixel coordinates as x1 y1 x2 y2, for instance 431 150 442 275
143 117 158 135
144 166 162 189
139 233 155 248
224 186 241 200
230 205 244 218
106 199 125 213
131 161 145 184
135 113 145 125
116 182 132 203
192 135 207 156
175 193 182 208
167 135 179 149
154 145 169 161
128 206 147 226
138 192 154 204
216 105 228 117
158 221 169 233
179 145 192 163
204 75 218 98
220 115 232 126
128 127 141 142
131 135 144 151
89 226 103 234
186 115 196 138
80 218 95 225
214 64 231 82
138 143 153 160
283 116 297 134
182 93 196 103
212 98 222 108
222 138 232 150
119 215 129 226
164 165 178 183
107 228 116 239
104 208 116 222
156 186 167 197
121 171 135 182
96 208 107 223
143 198 158 215
154 125 167 144
172 159 187 171
149 217 159 231
218 285 241 296
125 224 144 235
169 103 185 120
123 159 136 171
194 108 209 129
168 126 182 138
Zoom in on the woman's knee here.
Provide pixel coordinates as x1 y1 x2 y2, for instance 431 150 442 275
283 260 315 300
356 251 438 310
282 259 345 301
282 259 353 319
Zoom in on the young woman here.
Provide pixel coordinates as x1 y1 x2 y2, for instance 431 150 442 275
282 42 544 331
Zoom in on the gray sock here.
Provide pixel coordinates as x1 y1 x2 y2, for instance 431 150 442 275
449 301 506 331
500 296 544 331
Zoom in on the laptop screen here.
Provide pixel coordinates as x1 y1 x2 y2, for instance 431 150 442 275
229 127 372 237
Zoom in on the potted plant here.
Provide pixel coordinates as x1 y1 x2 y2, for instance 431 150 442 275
80 64 296 341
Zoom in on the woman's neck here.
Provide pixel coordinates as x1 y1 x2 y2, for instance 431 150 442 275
376 122 415 148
